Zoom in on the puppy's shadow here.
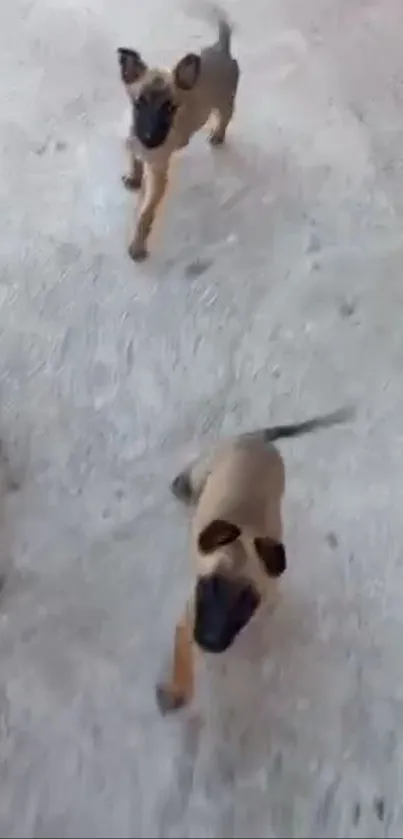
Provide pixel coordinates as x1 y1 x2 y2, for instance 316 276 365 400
154 592 323 838
202 588 318 723
155 597 313 837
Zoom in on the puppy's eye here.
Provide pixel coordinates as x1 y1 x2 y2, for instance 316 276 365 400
135 96 146 110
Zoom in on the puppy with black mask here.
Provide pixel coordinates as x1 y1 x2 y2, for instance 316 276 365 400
156 407 354 714
117 3 239 261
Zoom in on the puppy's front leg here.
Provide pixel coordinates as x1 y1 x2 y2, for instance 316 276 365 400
122 146 143 191
156 603 194 714
128 164 168 262
122 135 144 191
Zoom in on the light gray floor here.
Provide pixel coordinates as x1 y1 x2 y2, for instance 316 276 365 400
0 0 403 836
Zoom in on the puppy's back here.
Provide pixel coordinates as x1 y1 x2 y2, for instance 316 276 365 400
193 437 285 538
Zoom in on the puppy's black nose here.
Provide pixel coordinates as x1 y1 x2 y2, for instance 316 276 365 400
194 575 230 653
195 627 229 654
193 574 260 654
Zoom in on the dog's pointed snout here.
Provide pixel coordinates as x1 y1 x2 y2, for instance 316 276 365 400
194 627 224 653
193 572 260 654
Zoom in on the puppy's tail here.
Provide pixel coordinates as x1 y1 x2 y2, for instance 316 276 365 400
261 406 354 443
187 1 234 54
215 6 233 54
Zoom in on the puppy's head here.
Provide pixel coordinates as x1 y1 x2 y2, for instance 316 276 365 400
117 48 201 150
193 519 287 654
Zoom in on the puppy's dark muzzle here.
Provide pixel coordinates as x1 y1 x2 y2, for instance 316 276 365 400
134 101 175 150
193 573 260 654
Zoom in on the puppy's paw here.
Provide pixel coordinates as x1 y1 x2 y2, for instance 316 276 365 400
128 240 148 262
155 683 188 715
171 472 193 504
208 129 225 147
122 174 142 191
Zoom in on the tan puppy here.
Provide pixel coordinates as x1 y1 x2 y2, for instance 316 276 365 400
117 4 239 261
156 407 353 713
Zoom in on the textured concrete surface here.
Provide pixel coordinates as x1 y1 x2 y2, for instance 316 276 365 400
1 0 403 835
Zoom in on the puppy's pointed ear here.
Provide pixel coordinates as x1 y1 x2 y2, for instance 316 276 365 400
254 538 286 578
198 519 241 554
117 48 147 85
173 53 201 91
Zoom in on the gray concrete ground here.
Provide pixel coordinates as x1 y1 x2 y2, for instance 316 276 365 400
0 0 403 835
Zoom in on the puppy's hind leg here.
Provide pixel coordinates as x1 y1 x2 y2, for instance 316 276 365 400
209 100 235 146
171 468 195 505
171 449 217 506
